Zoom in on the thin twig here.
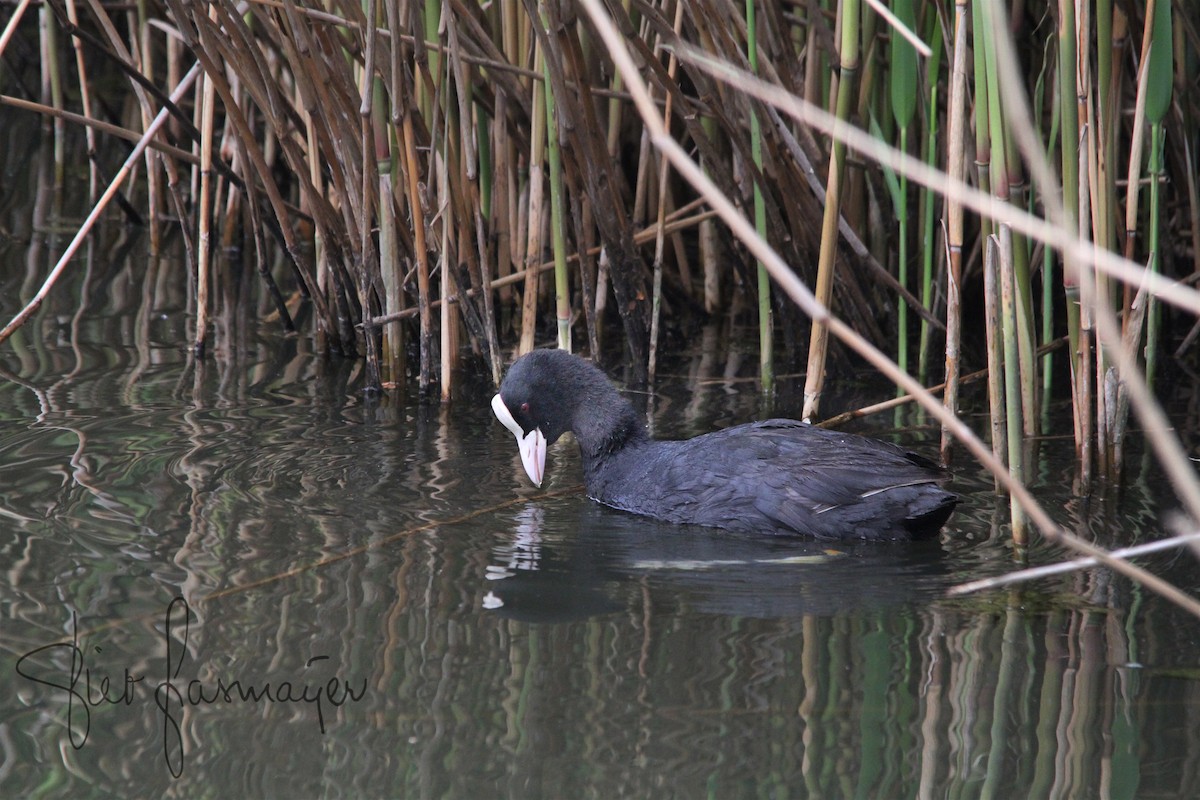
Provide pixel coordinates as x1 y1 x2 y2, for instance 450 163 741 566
0 63 204 346
949 532 1200 596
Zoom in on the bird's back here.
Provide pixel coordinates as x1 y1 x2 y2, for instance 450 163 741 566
586 419 957 541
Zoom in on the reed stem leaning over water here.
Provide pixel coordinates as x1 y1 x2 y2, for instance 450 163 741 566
0 63 203 346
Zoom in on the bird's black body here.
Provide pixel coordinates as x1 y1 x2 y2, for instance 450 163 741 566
495 349 957 541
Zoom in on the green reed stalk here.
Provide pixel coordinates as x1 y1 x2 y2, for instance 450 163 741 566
847 7 878 236
1037 57 1059 419
747 0 773 394
983 235 1007 492
373 9 403 386
542 39 570 352
970 0 992 234
1145 123 1164 391
1144 0 1173 393
41 4 65 178
1058 0 1088 472
419 0 440 121
1093 0 1115 472
978 0 1037 451
477 83 493 221
889 0 917 390
803 0 859 420
997 226 1027 545
358 0 383 391
917 7 942 386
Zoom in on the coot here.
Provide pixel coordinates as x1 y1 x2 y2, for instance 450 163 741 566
492 349 957 541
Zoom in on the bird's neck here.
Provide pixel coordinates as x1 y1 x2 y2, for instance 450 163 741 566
571 392 647 466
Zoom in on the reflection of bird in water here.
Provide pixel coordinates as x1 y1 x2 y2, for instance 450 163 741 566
483 499 950 622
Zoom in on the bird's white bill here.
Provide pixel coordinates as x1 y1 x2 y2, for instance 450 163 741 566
491 394 546 487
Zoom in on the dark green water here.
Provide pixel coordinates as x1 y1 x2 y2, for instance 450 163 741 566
3 121 1200 800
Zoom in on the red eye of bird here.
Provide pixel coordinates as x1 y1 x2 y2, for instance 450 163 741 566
520 402 530 414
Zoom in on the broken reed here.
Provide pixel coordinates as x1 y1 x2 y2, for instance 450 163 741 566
4 1 1199 495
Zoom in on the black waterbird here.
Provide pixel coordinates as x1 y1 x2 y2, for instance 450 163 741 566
492 349 957 541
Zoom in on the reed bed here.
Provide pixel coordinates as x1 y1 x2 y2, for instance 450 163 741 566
2 0 1199 605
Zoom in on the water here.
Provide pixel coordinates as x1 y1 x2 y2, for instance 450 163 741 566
4 126 1200 800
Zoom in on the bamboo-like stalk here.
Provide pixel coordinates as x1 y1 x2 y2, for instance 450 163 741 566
940 0 968 461
302 96 328 354
802 0 859 420
1038 55 1059 422
520 38 547 355
747 0 772 395
0 0 35 59
998 224 1027 546
401 104 434 389
1142 0 1173 396
970 0 992 236
917 6 942 386
983 236 1006 493
1123 14 1153 283
977 0 1036 464
378 132 403 385
542 21 570 353
195 44 217 358
440 129 458 403
648 0 685 383
890 0 917 390
134 0 162 254
378 0 404 386
1109 4 1154 476
1091 0 1115 475
467 50 503 387
1058 0 1088 479
40 3 65 178
359 0 383 392
699 114 721 314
